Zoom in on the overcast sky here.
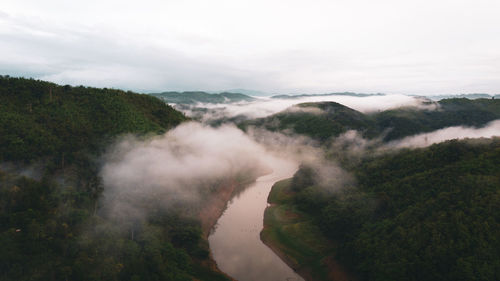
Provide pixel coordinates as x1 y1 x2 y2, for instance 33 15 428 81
1 0 499 94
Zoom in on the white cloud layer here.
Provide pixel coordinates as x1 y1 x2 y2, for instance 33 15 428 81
100 122 273 220
1 0 500 94
388 120 500 148
179 94 435 121
99 122 324 222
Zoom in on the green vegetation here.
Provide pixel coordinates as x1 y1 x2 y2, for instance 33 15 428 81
286 139 500 281
374 98 500 141
244 102 373 141
242 99 500 142
0 76 185 163
4 75 500 281
150 91 256 104
262 179 341 281
0 76 231 281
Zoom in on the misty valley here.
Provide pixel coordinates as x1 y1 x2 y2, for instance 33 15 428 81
1 76 500 281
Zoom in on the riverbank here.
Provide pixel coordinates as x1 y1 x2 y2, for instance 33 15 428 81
261 178 355 281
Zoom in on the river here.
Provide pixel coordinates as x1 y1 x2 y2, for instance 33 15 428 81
208 159 304 281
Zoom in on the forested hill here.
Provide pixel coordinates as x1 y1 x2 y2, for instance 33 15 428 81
0 76 186 164
375 98 500 141
242 102 373 141
242 99 500 142
0 77 231 281
288 138 500 280
150 91 256 104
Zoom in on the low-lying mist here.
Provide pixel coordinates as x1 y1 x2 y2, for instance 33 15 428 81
100 123 268 221
328 119 500 160
98 122 328 224
175 94 436 122
387 119 500 148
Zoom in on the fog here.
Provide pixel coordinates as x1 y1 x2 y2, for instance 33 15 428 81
175 94 437 122
100 123 268 220
327 120 500 157
99 122 333 224
388 120 500 148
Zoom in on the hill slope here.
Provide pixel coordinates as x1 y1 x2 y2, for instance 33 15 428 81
0 76 186 164
0 76 234 281
242 102 374 141
276 139 500 281
374 98 500 141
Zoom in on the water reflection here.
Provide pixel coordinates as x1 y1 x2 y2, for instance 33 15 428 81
209 160 304 281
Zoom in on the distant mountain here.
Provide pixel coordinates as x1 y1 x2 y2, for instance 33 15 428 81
221 88 269 96
425 93 495 100
150 91 256 104
271 92 499 101
271 92 385 99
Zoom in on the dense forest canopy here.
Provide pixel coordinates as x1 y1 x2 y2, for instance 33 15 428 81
0 76 233 281
288 139 500 281
0 76 185 164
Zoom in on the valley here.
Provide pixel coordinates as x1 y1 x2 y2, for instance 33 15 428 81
1 76 499 281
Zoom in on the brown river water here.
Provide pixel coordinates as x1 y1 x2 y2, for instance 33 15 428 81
208 160 305 281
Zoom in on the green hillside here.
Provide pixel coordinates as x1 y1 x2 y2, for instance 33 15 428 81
0 76 232 281
374 98 500 141
0 76 186 164
279 139 500 281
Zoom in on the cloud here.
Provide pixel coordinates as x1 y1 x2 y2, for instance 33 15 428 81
98 118 363 225
176 94 437 121
2 0 500 94
324 120 500 162
322 120 500 167
387 120 500 148
98 122 338 224
100 123 272 220
0 10 278 92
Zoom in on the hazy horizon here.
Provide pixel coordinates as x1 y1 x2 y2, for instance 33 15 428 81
2 75 500 97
